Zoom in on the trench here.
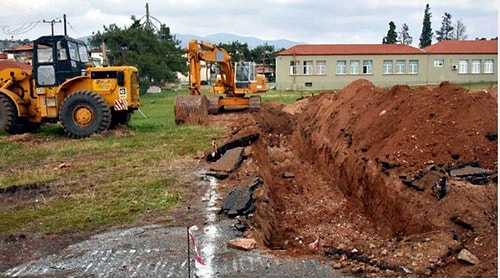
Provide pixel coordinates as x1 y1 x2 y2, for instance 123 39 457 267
247 105 437 254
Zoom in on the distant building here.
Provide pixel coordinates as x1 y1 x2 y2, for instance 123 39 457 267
1 44 33 64
275 39 498 90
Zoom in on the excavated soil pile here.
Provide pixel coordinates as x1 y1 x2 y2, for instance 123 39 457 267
213 79 497 277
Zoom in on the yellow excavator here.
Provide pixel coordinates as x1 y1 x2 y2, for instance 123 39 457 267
174 40 268 125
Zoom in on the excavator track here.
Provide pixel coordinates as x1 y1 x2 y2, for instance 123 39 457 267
174 95 209 125
249 95 262 112
207 96 221 114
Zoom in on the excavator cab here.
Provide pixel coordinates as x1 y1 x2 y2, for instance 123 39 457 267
234 61 256 90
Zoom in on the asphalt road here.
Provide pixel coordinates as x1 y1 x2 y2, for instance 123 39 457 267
3 175 345 278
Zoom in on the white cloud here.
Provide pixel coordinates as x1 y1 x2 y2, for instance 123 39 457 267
0 0 497 46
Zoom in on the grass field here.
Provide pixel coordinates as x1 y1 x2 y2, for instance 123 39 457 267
0 82 494 234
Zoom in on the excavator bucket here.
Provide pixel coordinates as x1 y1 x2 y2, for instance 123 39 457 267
174 95 209 125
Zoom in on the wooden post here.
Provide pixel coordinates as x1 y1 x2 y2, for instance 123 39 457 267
187 226 191 278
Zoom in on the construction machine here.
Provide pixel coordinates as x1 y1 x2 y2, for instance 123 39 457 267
174 40 268 125
0 34 140 138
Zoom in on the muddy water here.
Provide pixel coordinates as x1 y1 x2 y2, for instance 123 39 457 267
2 171 344 278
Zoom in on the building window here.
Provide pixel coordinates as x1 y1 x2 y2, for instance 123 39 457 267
350 60 360 74
409 60 418 74
363 60 373 74
305 82 313 87
434 59 444 67
484 59 494 73
316 60 326 75
471 59 481 74
459 59 468 74
395 60 405 74
336 60 346 74
383 60 393 74
303 60 313 75
290 60 300 75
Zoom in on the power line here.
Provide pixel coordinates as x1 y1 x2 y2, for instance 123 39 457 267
1 21 41 37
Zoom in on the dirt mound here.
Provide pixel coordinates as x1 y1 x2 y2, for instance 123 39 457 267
217 80 497 277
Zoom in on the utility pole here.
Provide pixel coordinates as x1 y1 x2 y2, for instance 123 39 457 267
43 18 62 36
63 14 67 36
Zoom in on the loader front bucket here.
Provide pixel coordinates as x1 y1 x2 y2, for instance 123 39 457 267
174 95 209 125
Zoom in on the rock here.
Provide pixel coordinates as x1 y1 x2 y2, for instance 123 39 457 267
332 262 343 269
282 172 295 178
205 170 229 179
410 171 442 192
457 249 480 265
484 132 497 141
451 216 474 231
233 223 248 232
227 238 257 251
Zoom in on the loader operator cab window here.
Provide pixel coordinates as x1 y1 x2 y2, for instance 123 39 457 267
57 41 68 60
37 45 53 63
36 43 56 86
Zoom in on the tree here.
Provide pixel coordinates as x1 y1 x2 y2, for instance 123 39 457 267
88 16 187 92
419 3 433 48
398 23 413 45
250 43 278 65
436 12 454 41
453 19 468 40
217 41 251 61
382 21 398 44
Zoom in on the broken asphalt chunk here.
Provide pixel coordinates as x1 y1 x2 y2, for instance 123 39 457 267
449 166 495 178
207 133 260 162
209 147 245 173
220 177 263 218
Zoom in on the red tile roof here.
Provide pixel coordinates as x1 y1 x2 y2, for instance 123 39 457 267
423 39 498 54
3 44 33 53
278 44 424 56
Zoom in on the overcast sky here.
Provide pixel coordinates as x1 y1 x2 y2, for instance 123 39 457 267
0 0 497 47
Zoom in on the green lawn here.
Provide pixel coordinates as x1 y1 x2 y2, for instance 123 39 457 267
0 81 493 234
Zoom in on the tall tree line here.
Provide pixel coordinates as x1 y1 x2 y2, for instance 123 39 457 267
88 16 282 92
382 3 469 47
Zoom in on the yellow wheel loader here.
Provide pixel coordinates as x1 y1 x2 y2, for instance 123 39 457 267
174 40 268 125
0 35 140 138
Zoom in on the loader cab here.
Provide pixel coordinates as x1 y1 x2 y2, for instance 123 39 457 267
33 35 90 87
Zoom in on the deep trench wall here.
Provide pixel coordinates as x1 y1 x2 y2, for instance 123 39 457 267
247 138 282 248
287 80 444 237
293 128 436 237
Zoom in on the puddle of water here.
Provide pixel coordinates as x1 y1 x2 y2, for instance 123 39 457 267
193 175 219 278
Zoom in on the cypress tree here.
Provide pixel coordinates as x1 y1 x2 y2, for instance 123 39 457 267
419 4 433 48
382 21 398 44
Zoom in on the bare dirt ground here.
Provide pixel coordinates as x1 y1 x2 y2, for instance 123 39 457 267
202 80 498 277
0 79 497 278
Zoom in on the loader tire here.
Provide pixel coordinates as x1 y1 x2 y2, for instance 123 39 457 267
0 95 23 135
59 90 111 138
